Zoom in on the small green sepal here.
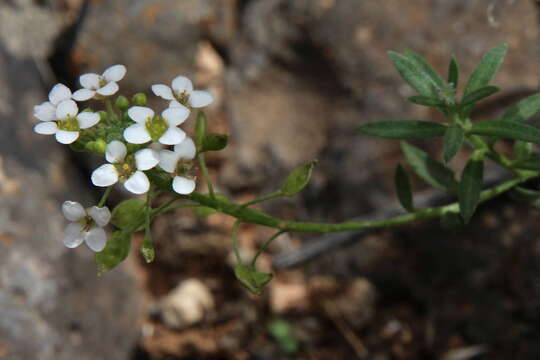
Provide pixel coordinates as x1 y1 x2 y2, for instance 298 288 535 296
281 160 317 197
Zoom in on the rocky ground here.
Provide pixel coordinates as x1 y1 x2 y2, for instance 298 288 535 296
2 0 540 359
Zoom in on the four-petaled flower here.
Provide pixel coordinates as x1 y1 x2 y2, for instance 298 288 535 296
33 99 100 144
91 140 159 194
62 201 111 252
151 76 213 110
123 106 189 145
72 64 127 101
159 137 197 194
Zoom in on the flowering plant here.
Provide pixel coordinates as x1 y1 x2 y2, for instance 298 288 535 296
33 46 540 294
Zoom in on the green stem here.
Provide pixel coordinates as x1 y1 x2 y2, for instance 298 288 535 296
232 220 242 265
197 153 215 198
187 172 536 233
151 198 196 216
105 98 116 119
97 187 113 207
241 191 282 208
251 229 287 267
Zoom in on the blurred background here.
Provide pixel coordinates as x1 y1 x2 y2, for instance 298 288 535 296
2 0 540 359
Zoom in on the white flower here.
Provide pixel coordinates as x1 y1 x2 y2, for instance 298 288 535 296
72 64 127 101
62 201 111 252
33 83 72 122
123 106 189 145
33 99 100 144
159 137 197 194
151 76 213 110
91 140 159 194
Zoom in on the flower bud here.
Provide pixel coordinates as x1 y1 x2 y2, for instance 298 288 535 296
115 95 129 111
132 93 147 106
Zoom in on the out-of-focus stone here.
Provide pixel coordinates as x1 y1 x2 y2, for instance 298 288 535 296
160 278 215 329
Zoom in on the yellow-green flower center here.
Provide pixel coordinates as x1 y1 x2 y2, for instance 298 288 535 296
114 155 136 183
57 115 80 132
145 115 168 142
174 91 190 107
78 215 95 232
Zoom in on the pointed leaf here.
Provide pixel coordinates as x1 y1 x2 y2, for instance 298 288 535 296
470 120 540 145
514 153 540 170
388 51 439 98
200 133 228 153
394 164 414 212
407 95 443 107
96 231 132 275
460 86 499 106
448 55 459 88
463 44 507 97
501 93 540 122
281 160 316 196
458 157 484 223
443 124 464 163
356 120 446 139
403 49 446 89
234 264 273 295
401 141 457 192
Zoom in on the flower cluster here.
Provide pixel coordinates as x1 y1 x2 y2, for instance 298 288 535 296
33 65 213 252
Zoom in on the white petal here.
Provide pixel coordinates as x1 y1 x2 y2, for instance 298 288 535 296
171 76 193 93
158 150 180 173
63 223 84 249
55 99 78 120
124 171 150 194
72 88 95 101
162 106 189 126
135 149 159 171
169 100 184 108
62 201 86 221
77 112 100 129
128 106 154 123
102 64 127 82
33 102 56 121
173 137 196 159
151 84 175 100
105 140 127 163
48 83 72 105
84 227 107 252
159 126 186 145
123 124 151 144
97 82 119 96
80 73 100 90
91 164 118 187
88 206 111 227
189 90 213 108
172 176 196 195
34 121 57 135
55 130 79 144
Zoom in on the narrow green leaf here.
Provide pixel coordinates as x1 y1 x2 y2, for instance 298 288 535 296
388 51 439 98
200 133 228 153
281 160 316 196
463 44 507 97
394 164 414 212
501 93 540 122
407 95 442 107
469 120 540 145
356 120 446 139
96 231 132 275
509 186 540 201
234 264 273 295
460 86 499 106
514 153 540 170
443 124 464 163
447 55 459 88
111 199 146 230
195 111 207 149
458 157 484 223
403 49 446 89
401 141 457 192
